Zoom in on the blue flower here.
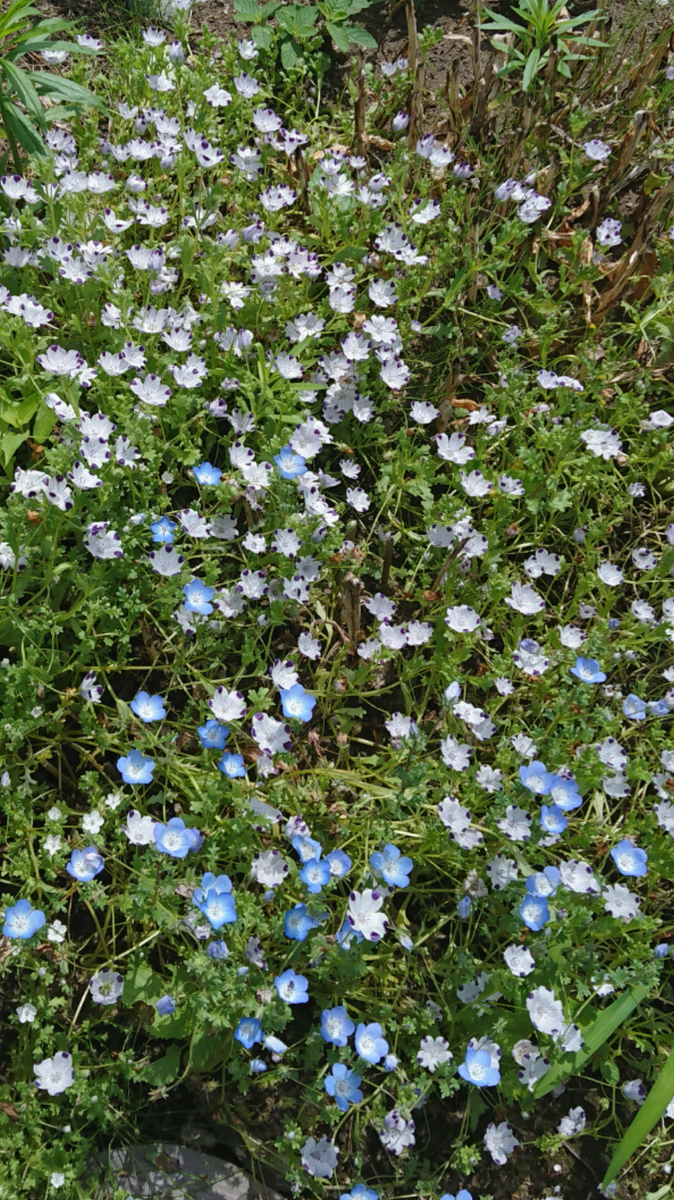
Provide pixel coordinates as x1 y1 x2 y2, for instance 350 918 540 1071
369 843 413 888
3 898 46 939
130 691 166 723
623 693 648 721
235 1016 263 1048
292 834 323 862
155 995 175 1016
519 893 550 931
274 445 307 479
192 461 222 486
340 1186 379 1200
206 940 229 960
326 848 352 877
66 847 104 882
336 920 363 948
194 872 233 901
457 896 472 919
440 1192 472 1200
116 749 155 785
285 904 316 941
194 888 237 929
321 1006 355 1046
217 752 247 778
198 719 229 749
525 866 560 897
383 1053 398 1071
649 698 673 717
570 656 607 683
300 857 331 894
250 1058 267 1073
458 1046 500 1087
275 968 309 1004
183 577 214 615
325 1062 363 1111
355 1022 389 1064
153 817 201 858
655 943 670 959
280 684 316 722
150 516 176 543
547 776 583 811
519 760 554 794
539 804 568 834
611 839 648 877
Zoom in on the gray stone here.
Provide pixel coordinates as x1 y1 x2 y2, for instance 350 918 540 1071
90 1144 285 1200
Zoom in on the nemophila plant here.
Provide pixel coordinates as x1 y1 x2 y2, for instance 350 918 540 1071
1 1 674 1198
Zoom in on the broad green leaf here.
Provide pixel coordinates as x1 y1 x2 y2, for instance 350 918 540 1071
1 60 46 124
31 72 108 113
33 402 54 442
328 244 369 261
123 960 163 1005
0 97 47 156
251 23 273 49
0 394 39 427
342 23 377 48
232 0 261 20
260 0 280 15
325 19 351 52
522 47 541 90
1 429 29 469
345 0 372 13
280 37 302 69
140 1043 182 1087
9 37 96 56
534 983 649 1098
277 4 318 37
601 1048 674 1190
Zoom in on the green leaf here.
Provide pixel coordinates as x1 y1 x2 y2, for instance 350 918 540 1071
233 0 261 19
123 960 163 1005
280 37 302 69
251 23 273 49
342 22 377 48
602 1048 674 1190
277 3 318 35
33 402 54 442
0 97 47 156
522 46 541 90
140 1043 182 1086
325 19 351 51
0 393 39 428
534 983 650 1098
1 429 28 469
1 60 45 125
31 72 108 114
8 37 94 55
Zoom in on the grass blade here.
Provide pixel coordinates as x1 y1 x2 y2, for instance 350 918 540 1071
534 983 649 1099
601 1048 674 1190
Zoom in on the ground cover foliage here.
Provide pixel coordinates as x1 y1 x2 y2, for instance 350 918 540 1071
3 0 674 1196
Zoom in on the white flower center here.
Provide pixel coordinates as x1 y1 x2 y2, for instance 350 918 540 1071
359 1035 375 1056
163 832 182 850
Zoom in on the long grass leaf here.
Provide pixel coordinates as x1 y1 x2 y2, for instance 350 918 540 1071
534 983 649 1098
601 1048 674 1190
